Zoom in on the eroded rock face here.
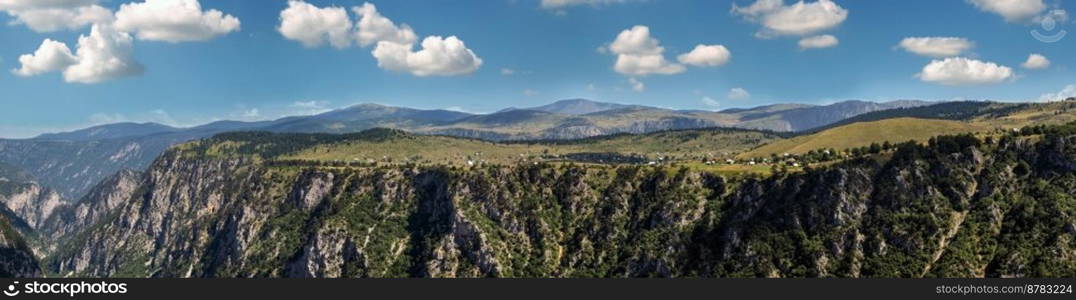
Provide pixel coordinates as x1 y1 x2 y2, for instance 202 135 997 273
38 170 142 248
0 181 64 230
44 134 1076 278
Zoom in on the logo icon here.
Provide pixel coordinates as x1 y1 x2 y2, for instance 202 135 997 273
3 282 18 297
1031 13 1067 43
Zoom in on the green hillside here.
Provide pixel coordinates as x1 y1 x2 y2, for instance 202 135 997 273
741 118 986 158
175 127 783 168
283 127 782 165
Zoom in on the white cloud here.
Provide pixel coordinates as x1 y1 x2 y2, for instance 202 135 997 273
732 0 848 37
276 1 481 76
1039 84 1076 101
967 0 1046 22
523 89 539 97
540 0 629 9
609 25 664 56
371 36 483 76
614 54 685 75
727 87 751 100
353 2 417 47
1021 53 1050 69
14 25 143 83
113 0 240 43
701 96 720 108
12 39 78 77
63 25 144 83
730 0 783 18
798 34 838 49
628 77 645 92
2 4 113 32
677 44 731 67
500 68 515 75
608 25 685 75
278 0 353 48
917 57 1013 86
898 37 974 58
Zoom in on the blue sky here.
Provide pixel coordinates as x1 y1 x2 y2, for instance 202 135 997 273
1 0 1074 138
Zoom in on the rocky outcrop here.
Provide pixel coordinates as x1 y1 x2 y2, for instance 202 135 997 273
43 133 1076 278
38 170 141 248
0 180 64 230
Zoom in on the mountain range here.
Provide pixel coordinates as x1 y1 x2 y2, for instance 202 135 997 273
0 98 927 199
2 97 1075 278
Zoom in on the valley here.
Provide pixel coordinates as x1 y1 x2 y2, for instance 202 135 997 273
36 120 1076 278
1 98 1074 278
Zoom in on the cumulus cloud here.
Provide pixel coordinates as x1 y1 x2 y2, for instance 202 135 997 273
1021 53 1050 69
2 4 113 32
967 0 1046 22
628 77 645 92
798 34 838 49
609 25 665 56
732 0 848 37
372 36 483 76
917 57 1013 86
677 44 731 67
898 37 974 58
500 68 515 75
278 0 353 48
1039 84 1076 101
12 39 78 77
352 3 417 47
276 1 482 76
727 87 751 100
608 25 685 75
614 54 686 75
63 25 144 83
14 25 143 83
113 0 240 43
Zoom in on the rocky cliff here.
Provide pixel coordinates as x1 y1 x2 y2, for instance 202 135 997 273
37 170 142 252
43 131 1076 278
0 175 64 231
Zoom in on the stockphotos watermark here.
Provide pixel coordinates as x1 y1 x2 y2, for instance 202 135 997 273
4 280 127 298
1031 12 1067 43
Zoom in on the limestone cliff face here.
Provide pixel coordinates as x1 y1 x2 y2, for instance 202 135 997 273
45 134 1076 278
38 170 142 251
0 180 64 230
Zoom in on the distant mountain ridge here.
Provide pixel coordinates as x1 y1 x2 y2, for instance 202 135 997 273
34 122 180 141
499 98 646 115
4 98 933 199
